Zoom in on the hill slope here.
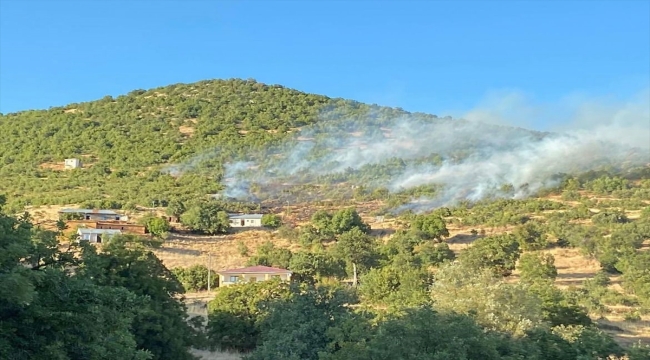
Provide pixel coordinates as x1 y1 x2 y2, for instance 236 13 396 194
1 78 645 213
0 78 531 210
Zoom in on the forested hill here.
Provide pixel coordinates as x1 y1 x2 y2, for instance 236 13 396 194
0 78 545 211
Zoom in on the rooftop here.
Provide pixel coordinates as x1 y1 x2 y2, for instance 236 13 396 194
228 213 264 220
59 208 120 215
218 265 292 275
77 228 123 235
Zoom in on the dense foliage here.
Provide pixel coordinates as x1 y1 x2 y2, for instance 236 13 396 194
0 197 198 360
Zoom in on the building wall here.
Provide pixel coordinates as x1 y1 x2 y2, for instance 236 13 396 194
64 159 81 169
87 214 121 221
96 223 147 234
78 232 120 244
229 218 263 228
219 272 291 287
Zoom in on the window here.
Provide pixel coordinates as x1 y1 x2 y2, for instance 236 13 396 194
271 275 281 279
249 277 257 283
229 276 239 283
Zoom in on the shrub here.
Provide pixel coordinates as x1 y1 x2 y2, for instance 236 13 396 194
172 265 218 292
261 213 282 228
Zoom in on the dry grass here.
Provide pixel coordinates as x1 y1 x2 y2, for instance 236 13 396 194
38 162 66 171
598 313 650 347
155 230 301 271
179 125 195 137
547 247 602 288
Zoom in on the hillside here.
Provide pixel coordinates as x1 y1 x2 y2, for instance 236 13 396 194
0 79 391 209
0 78 561 213
5 79 650 359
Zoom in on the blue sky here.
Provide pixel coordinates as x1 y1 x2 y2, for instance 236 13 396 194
1 0 648 129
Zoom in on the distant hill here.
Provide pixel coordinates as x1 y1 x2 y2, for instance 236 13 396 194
0 78 640 212
0 79 458 208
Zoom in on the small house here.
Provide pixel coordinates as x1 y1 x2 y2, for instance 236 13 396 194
77 228 122 243
59 208 125 221
95 222 147 234
217 265 292 287
228 214 263 228
64 158 82 169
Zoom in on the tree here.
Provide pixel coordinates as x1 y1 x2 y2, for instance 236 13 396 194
324 307 504 360
288 251 347 283
78 235 198 360
431 262 543 337
334 228 377 286
246 284 357 360
206 279 292 352
0 199 155 360
416 241 455 267
172 265 218 291
181 201 230 234
513 220 548 251
246 241 293 269
409 213 449 241
166 199 186 217
330 208 370 235
311 210 334 237
458 233 521 276
518 252 558 284
261 213 282 228
359 265 431 307
145 216 171 237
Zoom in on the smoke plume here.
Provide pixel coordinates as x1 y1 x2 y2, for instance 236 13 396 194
175 89 650 212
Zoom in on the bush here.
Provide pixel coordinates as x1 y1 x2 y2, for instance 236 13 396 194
518 253 558 284
236 240 249 256
172 265 218 292
261 213 282 228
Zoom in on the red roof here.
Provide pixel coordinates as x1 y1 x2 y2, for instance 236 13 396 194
218 265 292 275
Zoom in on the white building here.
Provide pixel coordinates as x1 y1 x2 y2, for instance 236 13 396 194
59 208 125 221
217 265 292 287
77 228 122 243
228 214 263 228
64 158 82 169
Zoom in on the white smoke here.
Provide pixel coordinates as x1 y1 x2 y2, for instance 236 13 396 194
173 88 650 212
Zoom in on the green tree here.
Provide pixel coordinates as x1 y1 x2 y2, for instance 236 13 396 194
359 265 432 307
409 213 449 241
172 264 218 292
431 262 543 336
261 213 282 228
206 279 292 352
330 208 370 235
145 216 171 237
288 251 347 283
518 252 558 284
334 228 377 286
246 241 293 269
181 201 230 234
78 235 197 360
0 199 155 360
512 220 548 251
416 241 455 267
166 199 186 217
458 233 521 276
325 307 505 360
246 284 357 360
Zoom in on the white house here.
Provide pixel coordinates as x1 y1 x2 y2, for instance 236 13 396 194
64 158 82 169
228 214 263 228
217 265 292 287
59 208 126 221
77 228 122 243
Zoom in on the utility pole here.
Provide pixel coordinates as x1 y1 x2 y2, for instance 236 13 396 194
207 252 212 293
